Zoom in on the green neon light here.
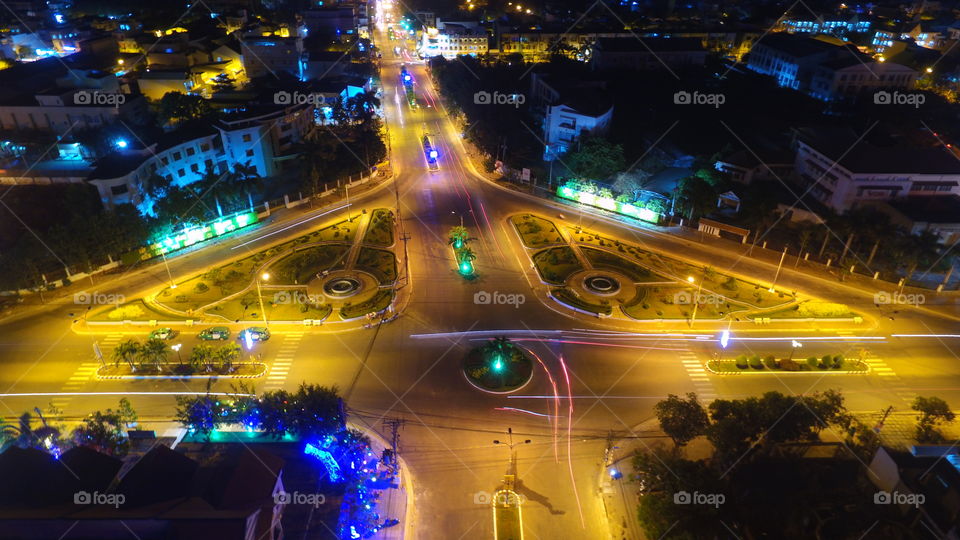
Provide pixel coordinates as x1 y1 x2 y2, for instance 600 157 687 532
558 184 660 223
148 210 259 258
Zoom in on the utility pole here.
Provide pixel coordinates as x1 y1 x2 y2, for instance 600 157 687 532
494 428 530 477
383 418 404 454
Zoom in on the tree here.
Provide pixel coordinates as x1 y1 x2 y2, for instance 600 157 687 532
216 342 241 372
1 409 63 453
175 394 221 439
448 225 470 248
654 393 709 447
139 339 169 370
912 396 955 443
676 176 716 221
155 92 215 125
72 410 129 456
564 136 625 180
611 170 652 201
191 344 215 372
112 339 140 369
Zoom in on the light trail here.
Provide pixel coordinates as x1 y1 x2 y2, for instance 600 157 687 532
231 204 349 249
525 347 561 463
494 407 558 419
892 334 960 338
509 338 688 351
558 354 585 528
0 391 256 397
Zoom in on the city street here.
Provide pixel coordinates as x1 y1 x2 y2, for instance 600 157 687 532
1 8 960 540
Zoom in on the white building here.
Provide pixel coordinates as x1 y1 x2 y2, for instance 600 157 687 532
809 58 916 101
0 87 146 133
794 127 960 212
419 20 487 59
530 73 613 161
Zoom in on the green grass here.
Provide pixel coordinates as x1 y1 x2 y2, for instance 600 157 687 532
762 301 859 319
511 214 564 248
580 247 664 282
363 208 395 246
356 248 398 283
620 285 744 320
271 244 349 285
532 247 583 285
208 290 331 321
341 289 394 319
551 287 612 316
88 299 190 322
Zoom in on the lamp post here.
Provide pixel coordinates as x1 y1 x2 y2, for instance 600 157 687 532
256 272 270 327
769 246 788 293
172 343 183 365
788 340 802 361
687 276 703 327
161 251 176 289
494 427 530 475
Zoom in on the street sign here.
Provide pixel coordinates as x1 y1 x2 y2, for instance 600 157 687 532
521 168 530 182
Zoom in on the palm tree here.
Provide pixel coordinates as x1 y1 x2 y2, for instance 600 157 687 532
112 339 140 369
457 247 476 263
140 339 169 371
191 344 215 372
448 226 470 248
216 342 242 372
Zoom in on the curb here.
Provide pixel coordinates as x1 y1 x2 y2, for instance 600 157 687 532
705 361 869 376
96 363 268 380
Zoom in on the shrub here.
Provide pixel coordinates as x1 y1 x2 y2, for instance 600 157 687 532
735 355 748 369
194 282 209 294
763 355 778 369
175 295 188 303
833 355 844 368
807 357 819 369
781 358 799 371
749 355 763 369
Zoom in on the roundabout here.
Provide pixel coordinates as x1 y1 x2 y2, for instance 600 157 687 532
583 274 622 296
462 337 534 393
323 276 363 298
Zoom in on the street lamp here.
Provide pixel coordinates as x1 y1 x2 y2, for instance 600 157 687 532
494 427 530 474
172 343 183 365
769 246 788 293
160 250 176 289
788 339 803 360
687 276 703 327
256 272 270 327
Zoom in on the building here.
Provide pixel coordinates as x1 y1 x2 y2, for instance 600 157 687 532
809 57 917 101
301 7 357 37
241 34 303 80
867 195 960 245
0 87 146 133
715 148 795 184
781 16 870 35
746 34 843 91
793 126 960 212
869 446 960 538
419 20 488 60
530 73 613 161
591 37 707 71
0 443 284 539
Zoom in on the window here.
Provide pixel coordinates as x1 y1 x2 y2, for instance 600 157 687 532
204 159 213 170
242 133 252 142
164 174 173 184
110 184 128 195
160 156 169 165
178 168 185 177
173 152 182 161
245 149 255 157
190 163 199 173
200 143 210 152
186 147 196 156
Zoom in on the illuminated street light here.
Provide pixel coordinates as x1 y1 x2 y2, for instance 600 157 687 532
256 272 270 327
172 343 183 364
687 276 703 327
788 340 803 360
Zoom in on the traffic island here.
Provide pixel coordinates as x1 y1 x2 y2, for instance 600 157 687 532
97 362 267 379
707 354 868 374
462 338 533 393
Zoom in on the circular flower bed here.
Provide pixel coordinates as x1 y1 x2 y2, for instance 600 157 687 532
462 338 533 393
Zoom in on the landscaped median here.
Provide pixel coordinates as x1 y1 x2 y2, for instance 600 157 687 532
550 287 613 317
97 362 268 379
707 354 869 374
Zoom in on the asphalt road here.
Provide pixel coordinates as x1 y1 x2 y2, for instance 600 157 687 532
1 12 960 540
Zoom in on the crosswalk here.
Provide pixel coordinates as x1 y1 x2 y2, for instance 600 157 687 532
50 333 122 414
262 332 304 391
679 349 717 401
861 351 916 406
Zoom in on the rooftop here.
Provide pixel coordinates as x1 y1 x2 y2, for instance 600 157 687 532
754 33 840 58
594 37 705 53
797 126 960 175
889 195 960 224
